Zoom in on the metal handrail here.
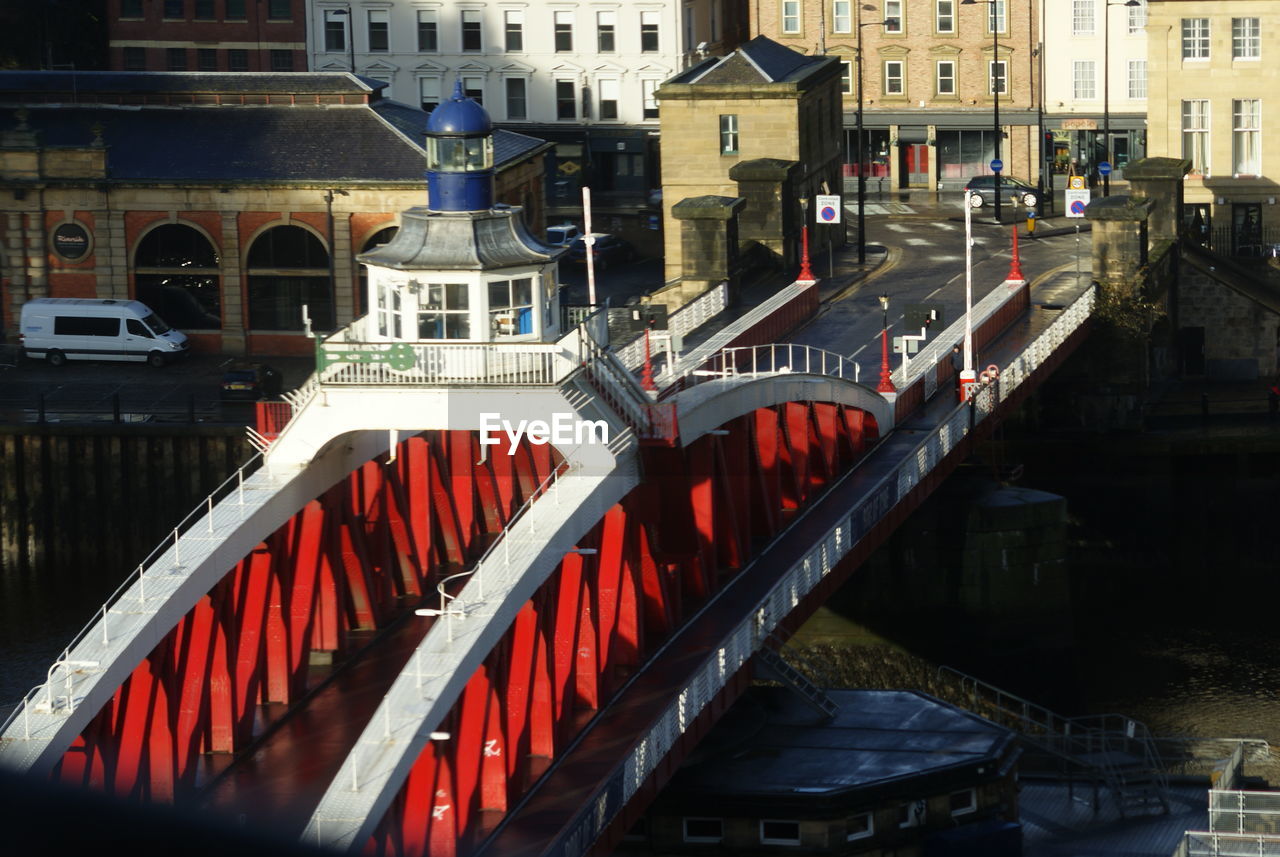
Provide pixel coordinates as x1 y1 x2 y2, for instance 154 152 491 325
676 342 863 389
1 450 266 736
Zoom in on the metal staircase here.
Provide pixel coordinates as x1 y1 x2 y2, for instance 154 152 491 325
755 634 840 720
938 666 1170 817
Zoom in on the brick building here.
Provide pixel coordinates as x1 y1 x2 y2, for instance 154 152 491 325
751 0 1043 194
108 0 308 73
0 72 550 357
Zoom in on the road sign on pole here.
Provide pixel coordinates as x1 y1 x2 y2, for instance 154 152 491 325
815 194 841 224
1065 188 1091 219
1098 161 1112 176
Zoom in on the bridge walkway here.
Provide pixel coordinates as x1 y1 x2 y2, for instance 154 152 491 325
480 269 1093 857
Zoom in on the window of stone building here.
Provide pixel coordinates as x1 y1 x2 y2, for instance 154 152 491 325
418 10 438 51
1181 18 1209 59
505 78 527 119
834 0 851 32
682 818 723 843
782 0 801 33
268 0 290 20
556 80 576 119
270 50 293 71
642 79 659 119
1072 60 1095 99
846 812 874 840
1181 99 1209 175
554 11 574 51
884 0 903 32
1232 18 1260 59
225 0 245 20
949 789 977 816
597 11 616 51
987 0 1006 33
760 820 801 846
246 225 333 331
228 49 248 71
463 76 484 105
120 0 143 18
418 283 470 339
841 60 853 93
989 60 1007 95
134 224 222 331
504 10 523 51
1233 99 1261 176
1127 0 1146 33
719 114 739 154
194 0 214 20
641 10 660 50
197 48 217 71
936 60 955 94
462 10 483 51
163 0 184 19
884 60 904 95
1072 0 1094 36
1127 59 1146 99
325 9 347 52
367 10 389 52
419 76 441 112
899 799 926 828
167 47 187 70
598 79 619 120
123 47 146 70
936 0 954 33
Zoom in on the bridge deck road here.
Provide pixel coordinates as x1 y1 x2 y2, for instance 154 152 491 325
479 270 1093 857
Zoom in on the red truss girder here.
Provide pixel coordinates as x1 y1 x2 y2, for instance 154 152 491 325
368 402 880 857
53 431 561 803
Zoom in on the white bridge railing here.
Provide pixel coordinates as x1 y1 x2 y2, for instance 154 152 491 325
676 343 861 389
615 282 728 371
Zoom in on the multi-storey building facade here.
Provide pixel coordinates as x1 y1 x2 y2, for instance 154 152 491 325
1147 0 1278 253
306 0 749 250
1041 0 1148 184
107 0 308 73
752 0 1042 194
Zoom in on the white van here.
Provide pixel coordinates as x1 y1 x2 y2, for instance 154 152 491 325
19 298 189 367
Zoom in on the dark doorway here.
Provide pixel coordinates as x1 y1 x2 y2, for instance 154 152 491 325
1178 326 1206 376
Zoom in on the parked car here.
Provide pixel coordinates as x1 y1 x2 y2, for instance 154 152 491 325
566 234 635 270
220 362 282 401
963 175 1041 209
545 223 581 248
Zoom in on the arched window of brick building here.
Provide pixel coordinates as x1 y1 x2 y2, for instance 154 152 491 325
134 223 222 330
356 225 398 317
246 225 332 331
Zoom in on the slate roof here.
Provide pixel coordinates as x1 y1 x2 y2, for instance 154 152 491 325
0 70 380 97
358 206 562 270
372 101 548 170
669 35 830 86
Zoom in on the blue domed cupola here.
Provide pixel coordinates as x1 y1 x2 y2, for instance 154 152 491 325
426 79 495 212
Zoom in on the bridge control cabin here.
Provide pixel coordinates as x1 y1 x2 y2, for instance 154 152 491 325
626 687 1022 856
355 82 565 345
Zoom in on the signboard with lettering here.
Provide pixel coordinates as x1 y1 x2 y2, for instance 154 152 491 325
51 222 91 261
815 194 841 224
1061 118 1098 130
1065 189 1091 219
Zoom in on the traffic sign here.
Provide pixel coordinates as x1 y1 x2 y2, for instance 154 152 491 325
990 159 1003 173
815 193 841 224
1065 188 1091 218
1098 161 1112 176
1068 175 1086 190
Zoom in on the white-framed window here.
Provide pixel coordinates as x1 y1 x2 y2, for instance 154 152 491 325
683 818 723 843
1233 99 1261 175
418 283 470 340
641 10 660 50
841 60 853 94
899 800 926 829
1182 18 1209 59
720 114 739 154
989 60 1007 94
462 75 484 106
846 812 874 841
1182 99 1209 175
488 278 534 337
504 77 527 120
884 60 904 94
417 10 438 51
598 78 619 120
597 10 615 52
367 9 389 52
1232 18 1260 59
760 820 801 846
937 60 955 94
936 0 954 33
554 10 573 51
1127 0 1146 34
885 0 902 32
461 9 483 51
641 79 659 119
323 9 348 52
834 0 851 32
504 10 523 51
1127 59 1146 98
1073 60 1096 99
988 0 1006 33
782 0 801 33
555 79 575 119
1072 0 1094 36
418 76 441 112
950 789 977 817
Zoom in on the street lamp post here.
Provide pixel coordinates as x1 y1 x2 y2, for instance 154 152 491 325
797 197 816 283
962 0 1002 224
876 293 896 393
1103 0 1141 197
855 4 894 266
